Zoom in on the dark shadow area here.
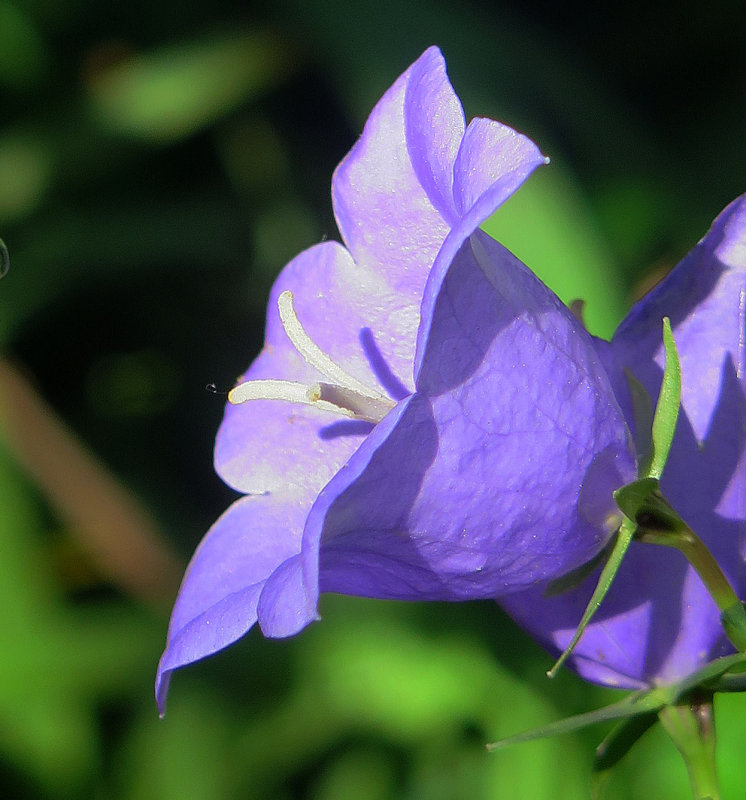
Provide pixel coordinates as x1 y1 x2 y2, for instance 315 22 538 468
359 326 410 400
319 418 375 440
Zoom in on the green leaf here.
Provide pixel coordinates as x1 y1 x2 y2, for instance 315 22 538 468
547 517 636 678
590 713 659 799
647 317 681 480
488 653 746 755
486 685 669 752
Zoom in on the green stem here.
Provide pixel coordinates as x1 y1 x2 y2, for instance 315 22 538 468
658 693 719 800
634 491 746 652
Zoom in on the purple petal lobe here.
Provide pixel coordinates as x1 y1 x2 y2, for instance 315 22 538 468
215 241 401 496
453 117 547 218
257 554 318 638
332 49 451 301
332 46 545 391
404 46 465 224
155 493 312 714
611 194 746 443
313 233 635 599
414 132 546 377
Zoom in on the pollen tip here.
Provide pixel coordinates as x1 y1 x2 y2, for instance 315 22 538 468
227 385 243 404
307 383 322 402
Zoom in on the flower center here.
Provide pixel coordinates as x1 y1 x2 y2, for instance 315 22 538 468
228 290 396 424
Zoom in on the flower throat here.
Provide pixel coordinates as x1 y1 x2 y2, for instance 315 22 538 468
228 291 396 424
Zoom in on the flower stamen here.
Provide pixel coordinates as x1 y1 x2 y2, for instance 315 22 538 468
309 382 395 421
277 291 376 397
228 291 396 424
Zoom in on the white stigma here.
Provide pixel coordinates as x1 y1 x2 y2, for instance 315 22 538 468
228 290 396 424
276 291 377 396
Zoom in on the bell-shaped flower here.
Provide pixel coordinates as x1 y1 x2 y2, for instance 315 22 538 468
502 195 746 689
156 47 636 712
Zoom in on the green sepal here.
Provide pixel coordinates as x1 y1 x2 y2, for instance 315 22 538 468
613 477 659 522
624 368 653 472
487 652 746 753
486 684 669 752
646 316 682 480
547 318 682 677
547 517 636 678
706 666 746 693
675 651 746 692
590 713 659 799
544 541 611 597
720 601 746 653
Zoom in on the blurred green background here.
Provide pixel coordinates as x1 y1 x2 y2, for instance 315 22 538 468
0 0 744 797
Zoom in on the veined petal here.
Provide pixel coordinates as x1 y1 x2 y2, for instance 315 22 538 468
332 48 451 301
310 233 635 600
611 194 746 443
155 493 316 714
500 538 726 691
215 241 397 495
414 130 547 377
404 46 465 224
452 116 548 218
508 199 746 688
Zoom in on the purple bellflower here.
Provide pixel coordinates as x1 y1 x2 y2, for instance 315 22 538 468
156 47 637 712
503 195 746 690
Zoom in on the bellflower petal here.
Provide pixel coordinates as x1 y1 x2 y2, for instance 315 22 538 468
155 493 315 711
313 233 635 599
215 242 381 497
502 195 746 688
403 46 465 224
415 119 548 376
157 46 624 713
613 194 746 443
217 47 545 497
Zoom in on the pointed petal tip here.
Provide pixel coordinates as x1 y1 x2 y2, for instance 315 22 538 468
154 653 173 717
152 494 316 714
